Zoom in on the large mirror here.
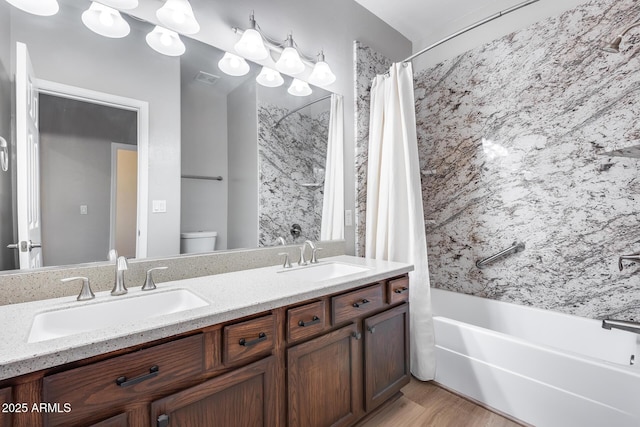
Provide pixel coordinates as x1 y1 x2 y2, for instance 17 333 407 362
0 0 341 273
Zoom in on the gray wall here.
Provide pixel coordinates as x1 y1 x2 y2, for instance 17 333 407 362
0 2 12 270
10 4 181 258
415 0 640 321
227 79 258 249
39 95 136 266
180 44 229 250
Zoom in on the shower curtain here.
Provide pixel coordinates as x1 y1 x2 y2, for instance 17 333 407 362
321 94 344 241
365 62 435 380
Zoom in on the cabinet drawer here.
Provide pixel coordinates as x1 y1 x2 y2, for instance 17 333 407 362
387 276 409 304
224 314 276 364
332 284 384 324
287 301 326 342
43 334 204 427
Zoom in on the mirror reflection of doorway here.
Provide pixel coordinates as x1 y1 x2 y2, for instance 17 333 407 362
39 94 138 266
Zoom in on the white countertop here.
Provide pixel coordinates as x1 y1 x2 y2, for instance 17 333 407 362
0 256 412 381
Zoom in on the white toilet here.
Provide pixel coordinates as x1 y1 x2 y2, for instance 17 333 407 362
180 231 217 254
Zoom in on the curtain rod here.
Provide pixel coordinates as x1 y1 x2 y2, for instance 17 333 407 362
402 0 540 63
275 94 332 127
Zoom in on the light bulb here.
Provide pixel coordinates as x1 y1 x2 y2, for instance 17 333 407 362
288 79 312 96
99 10 115 27
156 0 200 35
276 47 305 75
218 52 250 77
235 28 269 61
82 2 130 38
309 60 336 86
146 26 185 56
256 67 284 87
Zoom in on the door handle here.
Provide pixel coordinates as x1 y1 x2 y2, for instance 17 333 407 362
26 240 41 251
7 241 40 252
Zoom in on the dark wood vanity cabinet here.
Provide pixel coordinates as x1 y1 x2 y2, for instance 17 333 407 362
0 387 12 427
0 274 409 427
150 356 277 427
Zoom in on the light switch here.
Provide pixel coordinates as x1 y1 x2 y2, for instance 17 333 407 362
80 205 88 215
152 200 167 213
345 209 353 226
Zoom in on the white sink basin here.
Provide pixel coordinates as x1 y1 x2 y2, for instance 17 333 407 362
279 262 371 282
28 289 209 343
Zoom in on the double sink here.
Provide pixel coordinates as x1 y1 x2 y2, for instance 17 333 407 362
27 261 370 344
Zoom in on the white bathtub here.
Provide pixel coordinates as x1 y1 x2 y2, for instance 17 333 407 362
431 288 640 427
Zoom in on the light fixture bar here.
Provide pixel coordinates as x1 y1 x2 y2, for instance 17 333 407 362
232 27 318 68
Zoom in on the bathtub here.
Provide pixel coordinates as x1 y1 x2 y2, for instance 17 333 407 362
431 288 640 427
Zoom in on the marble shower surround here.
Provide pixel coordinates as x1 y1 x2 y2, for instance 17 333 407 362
354 41 393 256
258 102 329 246
416 0 640 321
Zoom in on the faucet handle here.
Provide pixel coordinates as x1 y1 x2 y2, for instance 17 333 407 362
108 249 118 262
310 247 323 264
278 252 292 269
142 266 168 291
297 245 308 266
62 276 95 301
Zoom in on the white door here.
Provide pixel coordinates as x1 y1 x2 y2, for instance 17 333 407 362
15 42 42 269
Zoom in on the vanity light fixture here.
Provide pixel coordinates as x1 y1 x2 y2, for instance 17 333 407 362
98 0 138 9
146 25 185 56
234 12 269 61
5 0 59 16
287 78 312 97
156 0 200 35
308 51 336 86
256 66 284 87
218 52 250 77
276 34 305 75
82 2 130 39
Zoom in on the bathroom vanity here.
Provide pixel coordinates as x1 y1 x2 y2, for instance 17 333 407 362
0 256 412 426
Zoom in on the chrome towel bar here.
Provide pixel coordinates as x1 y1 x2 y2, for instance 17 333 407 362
602 318 640 335
476 241 525 269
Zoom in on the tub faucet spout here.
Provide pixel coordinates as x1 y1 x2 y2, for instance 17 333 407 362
618 252 640 271
602 318 640 335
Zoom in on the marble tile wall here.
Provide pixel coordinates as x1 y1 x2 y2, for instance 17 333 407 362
257 102 329 246
354 41 393 256
416 0 640 321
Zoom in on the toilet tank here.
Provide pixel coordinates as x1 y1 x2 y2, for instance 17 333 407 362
180 231 218 254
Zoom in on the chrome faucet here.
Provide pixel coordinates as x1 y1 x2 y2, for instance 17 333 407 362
111 256 129 296
618 252 640 271
298 240 320 266
277 236 286 245
62 276 95 301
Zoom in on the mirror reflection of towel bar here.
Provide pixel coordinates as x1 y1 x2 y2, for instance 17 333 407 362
476 241 525 269
181 175 223 181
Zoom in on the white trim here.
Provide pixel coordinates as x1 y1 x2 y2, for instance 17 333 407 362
36 78 149 258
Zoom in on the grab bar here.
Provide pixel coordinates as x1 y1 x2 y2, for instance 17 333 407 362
476 241 525 269
602 318 640 335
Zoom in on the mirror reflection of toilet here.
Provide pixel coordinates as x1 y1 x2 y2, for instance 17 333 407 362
180 231 217 254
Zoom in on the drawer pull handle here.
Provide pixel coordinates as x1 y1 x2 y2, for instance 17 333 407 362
353 299 370 308
298 316 321 327
116 365 159 387
239 332 267 347
352 332 362 340
368 326 376 334
394 287 409 294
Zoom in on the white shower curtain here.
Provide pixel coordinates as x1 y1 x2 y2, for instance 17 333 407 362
365 62 436 380
321 94 344 241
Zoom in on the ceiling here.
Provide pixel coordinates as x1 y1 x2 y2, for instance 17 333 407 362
353 0 594 68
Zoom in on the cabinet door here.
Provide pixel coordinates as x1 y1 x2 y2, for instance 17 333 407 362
0 387 11 427
89 412 128 427
150 356 277 427
287 323 362 427
363 303 410 411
